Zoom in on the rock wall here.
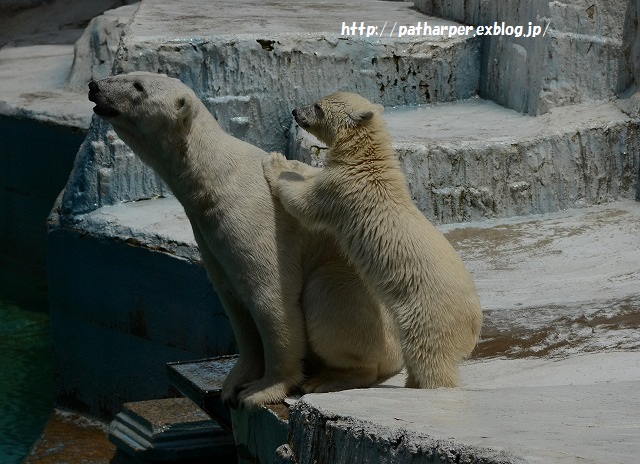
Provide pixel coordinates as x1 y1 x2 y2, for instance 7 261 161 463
415 0 626 115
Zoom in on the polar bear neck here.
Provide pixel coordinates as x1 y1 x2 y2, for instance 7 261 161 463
152 108 246 214
329 116 396 166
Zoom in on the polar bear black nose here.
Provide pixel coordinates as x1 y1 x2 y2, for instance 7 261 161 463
291 109 297 117
88 81 99 93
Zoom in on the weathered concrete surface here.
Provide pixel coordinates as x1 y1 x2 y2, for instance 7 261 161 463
618 0 640 93
232 405 288 464
23 409 114 464
0 44 91 128
74 196 199 261
292 98 640 223
111 0 480 152
442 201 640 359
58 117 171 219
67 4 139 92
291 358 640 464
415 0 627 115
237 201 640 464
0 0 139 125
0 0 137 48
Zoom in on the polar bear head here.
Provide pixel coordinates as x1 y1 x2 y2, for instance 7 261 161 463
292 92 384 146
88 72 198 174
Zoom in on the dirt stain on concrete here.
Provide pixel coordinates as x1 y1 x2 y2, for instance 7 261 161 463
473 298 640 360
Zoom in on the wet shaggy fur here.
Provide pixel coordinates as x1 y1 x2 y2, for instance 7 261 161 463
89 74 403 408
263 92 482 389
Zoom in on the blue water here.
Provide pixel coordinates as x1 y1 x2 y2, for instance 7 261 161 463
0 299 53 463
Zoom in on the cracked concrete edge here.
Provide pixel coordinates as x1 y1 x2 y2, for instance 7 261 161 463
291 99 640 224
286 399 526 464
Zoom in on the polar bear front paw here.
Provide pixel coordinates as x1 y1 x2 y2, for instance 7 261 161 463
237 378 291 409
262 152 289 189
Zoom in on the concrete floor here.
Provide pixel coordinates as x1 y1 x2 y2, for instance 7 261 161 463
283 200 640 464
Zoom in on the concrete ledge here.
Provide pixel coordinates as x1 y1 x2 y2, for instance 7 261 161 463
0 43 92 127
288 368 640 464
112 0 481 152
291 98 640 223
175 352 640 464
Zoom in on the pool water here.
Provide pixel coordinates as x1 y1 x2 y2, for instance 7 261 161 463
0 299 54 463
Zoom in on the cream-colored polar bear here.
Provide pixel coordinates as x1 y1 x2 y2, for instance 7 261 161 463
263 92 482 388
88 73 402 407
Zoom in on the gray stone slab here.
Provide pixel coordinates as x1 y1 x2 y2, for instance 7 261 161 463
78 196 199 262
441 200 640 360
0 43 92 128
290 373 640 464
167 356 238 432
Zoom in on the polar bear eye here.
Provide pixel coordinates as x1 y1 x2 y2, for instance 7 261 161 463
313 103 324 117
133 81 145 92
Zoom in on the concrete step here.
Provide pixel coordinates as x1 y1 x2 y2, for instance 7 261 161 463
290 354 640 464
112 0 481 152
415 0 628 115
108 398 236 462
291 97 640 223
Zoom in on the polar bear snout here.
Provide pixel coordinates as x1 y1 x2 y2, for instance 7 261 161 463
292 107 309 129
88 80 120 118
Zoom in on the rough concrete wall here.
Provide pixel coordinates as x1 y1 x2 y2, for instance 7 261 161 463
291 109 640 224
539 0 624 112
59 117 170 218
415 0 626 115
67 4 139 92
47 219 233 418
232 405 288 464
618 0 640 94
417 121 640 223
112 31 479 153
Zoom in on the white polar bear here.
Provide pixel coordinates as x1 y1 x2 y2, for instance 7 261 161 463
88 73 402 408
263 92 482 389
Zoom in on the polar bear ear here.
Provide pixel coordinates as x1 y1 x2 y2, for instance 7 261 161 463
176 94 193 132
349 109 374 124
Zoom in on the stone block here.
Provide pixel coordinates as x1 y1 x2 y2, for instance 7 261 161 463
109 398 235 463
